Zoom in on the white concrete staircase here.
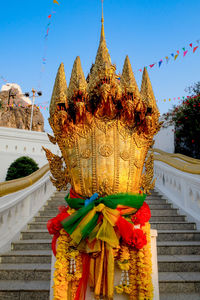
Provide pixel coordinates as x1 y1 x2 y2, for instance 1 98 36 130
0 190 200 299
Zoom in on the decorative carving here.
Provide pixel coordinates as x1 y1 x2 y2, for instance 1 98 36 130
141 153 156 194
42 147 69 191
99 144 113 157
47 133 57 145
98 178 113 197
120 150 130 161
81 149 91 159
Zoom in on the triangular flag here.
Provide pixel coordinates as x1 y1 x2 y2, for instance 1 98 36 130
171 53 174 57
53 0 59 4
174 54 179 60
149 63 155 68
158 60 163 67
169 98 171 101
48 14 52 18
193 46 198 53
182 47 185 51
138 69 142 72
165 56 169 63
189 43 192 48
177 50 180 54
183 50 188 57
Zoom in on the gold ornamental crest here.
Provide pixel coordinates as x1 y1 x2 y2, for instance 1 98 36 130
44 15 161 197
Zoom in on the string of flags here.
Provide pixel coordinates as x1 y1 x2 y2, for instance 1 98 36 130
41 0 60 67
2 103 50 110
0 76 8 83
138 39 200 72
156 93 200 103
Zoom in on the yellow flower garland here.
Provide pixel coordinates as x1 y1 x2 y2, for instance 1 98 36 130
116 222 153 300
53 229 82 300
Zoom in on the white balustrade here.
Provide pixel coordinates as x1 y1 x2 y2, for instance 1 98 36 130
154 160 200 229
0 171 55 253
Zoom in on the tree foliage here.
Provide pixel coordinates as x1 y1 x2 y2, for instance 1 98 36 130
164 82 200 159
6 156 39 181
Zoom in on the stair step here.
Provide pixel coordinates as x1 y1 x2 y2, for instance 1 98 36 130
21 230 50 240
158 255 200 272
33 215 187 223
157 231 200 242
12 240 51 251
0 250 51 264
0 281 49 300
38 208 180 217
159 272 200 294
157 241 200 255
159 293 200 300
28 221 195 231
42 203 173 213
0 264 51 281
46 199 169 208
151 222 196 230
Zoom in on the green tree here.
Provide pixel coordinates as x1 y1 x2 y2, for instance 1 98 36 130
164 82 200 158
6 156 39 181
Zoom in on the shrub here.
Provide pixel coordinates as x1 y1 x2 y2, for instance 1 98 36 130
6 156 39 181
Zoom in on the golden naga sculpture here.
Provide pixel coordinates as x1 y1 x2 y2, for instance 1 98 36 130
45 10 160 198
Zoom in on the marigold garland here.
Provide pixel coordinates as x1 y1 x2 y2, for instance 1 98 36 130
115 222 153 300
53 229 82 300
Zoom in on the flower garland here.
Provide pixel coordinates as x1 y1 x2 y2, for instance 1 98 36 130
116 222 153 300
53 229 82 300
48 193 153 300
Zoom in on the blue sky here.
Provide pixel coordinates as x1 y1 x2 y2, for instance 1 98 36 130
1 0 200 132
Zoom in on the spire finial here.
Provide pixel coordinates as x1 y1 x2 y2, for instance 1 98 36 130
101 0 104 24
100 0 105 42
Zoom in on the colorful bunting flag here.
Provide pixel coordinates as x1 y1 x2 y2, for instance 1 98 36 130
193 46 198 53
171 53 174 58
48 14 52 18
174 54 179 60
183 50 188 57
149 63 155 68
53 0 59 4
158 60 163 67
165 56 169 63
189 43 192 48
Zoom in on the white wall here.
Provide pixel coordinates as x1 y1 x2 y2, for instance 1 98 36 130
154 160 200 229
153 125 175 153
0 127 59 182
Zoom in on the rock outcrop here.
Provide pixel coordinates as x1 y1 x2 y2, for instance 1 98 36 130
0 84 44 132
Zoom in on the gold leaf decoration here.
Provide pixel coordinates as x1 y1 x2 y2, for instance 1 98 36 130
141 153 156 195
42 147 69 191
47 133 57 145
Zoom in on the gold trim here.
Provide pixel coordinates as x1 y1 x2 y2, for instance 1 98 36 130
0 164 50 197
154 154 200 174
153 148 200 165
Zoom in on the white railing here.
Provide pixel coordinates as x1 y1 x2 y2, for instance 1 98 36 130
154 160 200 229
0 171 55 253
